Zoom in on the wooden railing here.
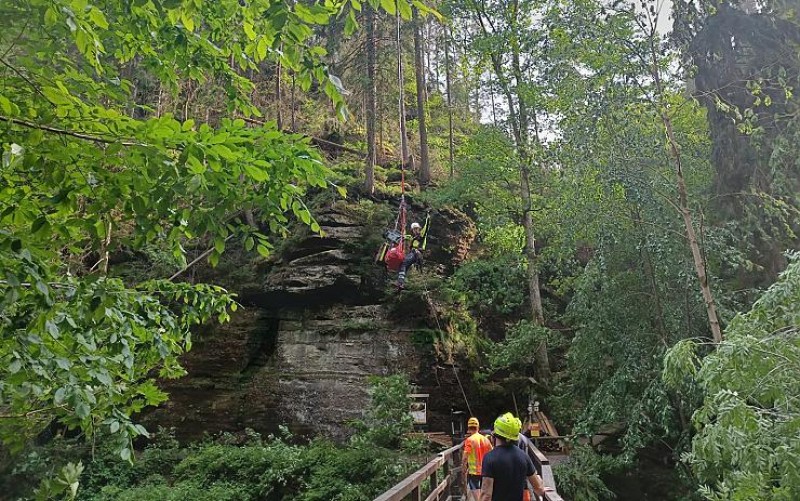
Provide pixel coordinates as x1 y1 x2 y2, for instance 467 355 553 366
519 434 565 501
375 436 565 501
374 443 462 501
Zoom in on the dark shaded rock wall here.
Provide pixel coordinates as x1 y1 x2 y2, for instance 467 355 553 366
146 201 477 440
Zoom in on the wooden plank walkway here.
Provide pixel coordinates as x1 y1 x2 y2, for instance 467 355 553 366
374 435 565 501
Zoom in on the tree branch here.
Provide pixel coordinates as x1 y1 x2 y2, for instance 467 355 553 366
0 115 143 147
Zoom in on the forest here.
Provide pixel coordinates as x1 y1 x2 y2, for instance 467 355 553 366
1 0 800 499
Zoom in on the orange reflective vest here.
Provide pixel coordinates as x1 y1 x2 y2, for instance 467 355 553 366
463 432 492 475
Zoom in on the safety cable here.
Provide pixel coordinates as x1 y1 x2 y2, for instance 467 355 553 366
395 0 407 246
422 283 474 417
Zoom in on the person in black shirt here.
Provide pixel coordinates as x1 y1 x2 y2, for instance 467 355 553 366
481 412 548 501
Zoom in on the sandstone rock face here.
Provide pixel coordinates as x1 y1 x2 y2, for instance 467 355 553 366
146 201 477 440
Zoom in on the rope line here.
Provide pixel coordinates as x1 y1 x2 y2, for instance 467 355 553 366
391 8 474 421
422 284 474 417
395 0 407 246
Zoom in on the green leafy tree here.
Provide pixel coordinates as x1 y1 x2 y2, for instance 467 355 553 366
0 0 427 459
665 253 800 500
352 375 415 449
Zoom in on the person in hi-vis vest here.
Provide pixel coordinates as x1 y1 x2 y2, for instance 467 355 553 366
462 417 492 501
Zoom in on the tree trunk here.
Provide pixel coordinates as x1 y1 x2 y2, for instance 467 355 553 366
413 8 431 186
648 37 724 343
290 71 297 131
519 152 551 385
471 0 551 385
667 119 723 343
424 19 433 88
490 79 498 125
275 55 283 130
364 6 377 194
444 26 455 177
434 25 441 90
510 29 551 384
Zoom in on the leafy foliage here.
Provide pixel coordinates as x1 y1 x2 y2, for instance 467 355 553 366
664 253 800 500
0 0 434 462
351 375 415 449
489 320 560 372
553 445 622 501
6 430 417 501
450 256 527 317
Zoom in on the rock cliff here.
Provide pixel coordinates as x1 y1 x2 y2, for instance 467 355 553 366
146 201 477 440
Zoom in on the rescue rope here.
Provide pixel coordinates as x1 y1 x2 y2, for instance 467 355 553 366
422 284 474 417
395 0 407 244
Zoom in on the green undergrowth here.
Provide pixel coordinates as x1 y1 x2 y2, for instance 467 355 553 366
326 160 405 198
6 430 417 501
552 445 623 501
4 376 424 501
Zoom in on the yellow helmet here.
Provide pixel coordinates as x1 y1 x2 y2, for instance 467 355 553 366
493 412 522 440
467 417 480 429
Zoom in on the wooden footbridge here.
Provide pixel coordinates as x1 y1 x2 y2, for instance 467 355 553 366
374 434 564 501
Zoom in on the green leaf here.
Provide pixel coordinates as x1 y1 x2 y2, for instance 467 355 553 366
75 402 90 419
294 4 330 24
89 8 109 29
244 163 268 182
42 87 73 106
110 420 120 433
0 95 18 116
214 237 225 254
256 244 270 257
31 216 48 234
45 320 60 339
120 447 131 461
397 0 412 20
187 153 206 174
344 10 359 36
5 272 20 287
8 359 22 374
244 236 255 251
257 37 268 61
181 11 194 31
243 22 256 41
44 7 58 26
96 371 113 386
212 144 236 161
379 0 396 15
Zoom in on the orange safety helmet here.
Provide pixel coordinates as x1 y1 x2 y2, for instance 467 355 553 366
467 417 480 429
